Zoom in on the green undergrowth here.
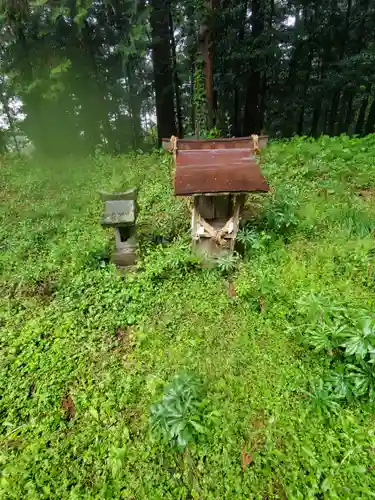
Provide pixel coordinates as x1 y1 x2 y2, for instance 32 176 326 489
1 135 375 498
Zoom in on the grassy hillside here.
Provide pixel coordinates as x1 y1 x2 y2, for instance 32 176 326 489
1 136 375 498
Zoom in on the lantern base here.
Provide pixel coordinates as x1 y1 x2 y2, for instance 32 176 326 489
111 247 137 268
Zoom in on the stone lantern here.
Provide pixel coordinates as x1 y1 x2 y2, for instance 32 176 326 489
100 188 138 268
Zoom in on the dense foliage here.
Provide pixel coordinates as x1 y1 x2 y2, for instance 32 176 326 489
1 0 375 153
1 135 375 497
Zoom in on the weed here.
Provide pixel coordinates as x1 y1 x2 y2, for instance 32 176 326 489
216 252 240 274
149 373 208 450
237 227 271 254
306 379 341 418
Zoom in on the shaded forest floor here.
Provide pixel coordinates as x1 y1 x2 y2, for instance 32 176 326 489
2 136 375 498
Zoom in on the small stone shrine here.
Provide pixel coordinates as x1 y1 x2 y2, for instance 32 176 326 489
100 188 138 268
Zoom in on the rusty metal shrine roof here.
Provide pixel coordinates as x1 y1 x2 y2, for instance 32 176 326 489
164 136 270 196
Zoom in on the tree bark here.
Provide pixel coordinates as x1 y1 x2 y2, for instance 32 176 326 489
198 0 218 130
282 7 303 136
295 7 313 136
83 20 113 149
337 89 354 134
343 93 354 133
127 62 142 149
243 0 264 135
328 0 352 135
232 0 248 136
365 95 375 135
150 0 177 144
169 10 183 137
355 84 371 135
327 91 341 136
190 60 196 136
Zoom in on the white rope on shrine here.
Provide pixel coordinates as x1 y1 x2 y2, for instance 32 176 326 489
251 134 260 154
195 198 241 246
170 135 178 162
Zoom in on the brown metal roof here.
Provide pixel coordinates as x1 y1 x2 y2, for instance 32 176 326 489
174 148 269 196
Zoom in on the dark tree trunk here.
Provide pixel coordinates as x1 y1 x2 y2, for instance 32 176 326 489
296 9 313 136
365 95 375 135
244 70 262 135
0 129 6 154
336 93 346 134
311 50 329 137
83 21 113 148
186 5 196 136
210 0 219 127
310 103 321 137
150 0 177 144
127 62 142 149
282 53 300 136
232 0 248 136
198 0 218 130
355 84 371 135
282 8 303 136
322 104 330 135
310 0 341 137
328 0 352 136
169 10 183 137
328 90 341 136
259 0 274 133
232 88 239 136
243 0 264 135
350 0 371 135
310 54 325 137
343 93 354 133
297 105 305 136
190 60 196 136
337 89 354 134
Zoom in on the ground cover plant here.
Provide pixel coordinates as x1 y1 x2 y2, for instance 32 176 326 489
2 135 375 498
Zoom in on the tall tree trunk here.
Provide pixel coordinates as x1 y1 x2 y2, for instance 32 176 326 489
232 0 248 136
169 10 183 137
127 62 142 149
186 4 197 136
259 0 274 133
365 95 375 135
243 0 264 135
190 60 196 136
83 21 113 148
322 104 330 135
350 0 371 134
232 88 239 136
310 54 324 137
198 0 218 130
328 0 352 136
327 91 341 136
343 93 354 133
296 8 313 136
310 0 341 137
282 7 303 136
150 0 177 144
311 43 331 137
310 104 321 137
337 89 354 134
355 84 371 135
